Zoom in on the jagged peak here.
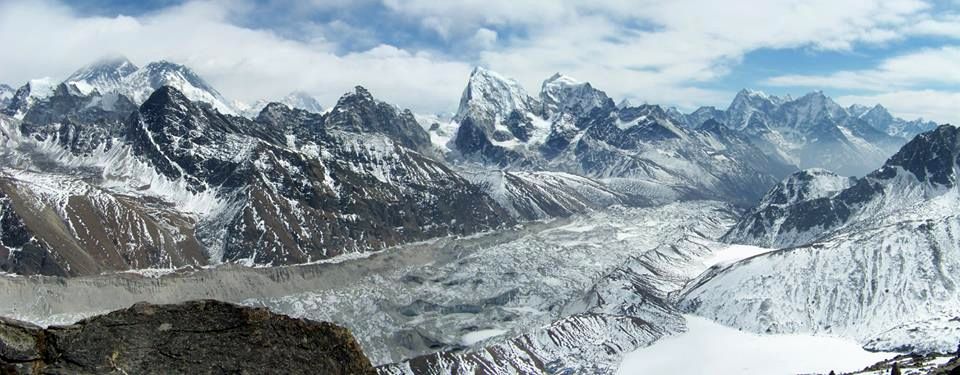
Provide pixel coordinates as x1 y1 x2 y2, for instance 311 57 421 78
543 72 580 86
336 86 376 105
66 55 138 83
467 66 522 86
874 124 960 186
729 88 783 112
758 167 854 206
698 118 728 132
140 85 193 110
540 73 608 118
455 66 538 123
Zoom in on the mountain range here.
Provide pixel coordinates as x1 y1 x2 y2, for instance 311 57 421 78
0 56 944 277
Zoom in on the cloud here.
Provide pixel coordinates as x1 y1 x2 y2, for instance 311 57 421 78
766 46 960 90
0 0 957 118
0 0 472 113
468 28 498 51
766 46 960 122
463 0 950 108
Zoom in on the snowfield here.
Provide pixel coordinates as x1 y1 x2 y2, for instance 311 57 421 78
617 315 895 375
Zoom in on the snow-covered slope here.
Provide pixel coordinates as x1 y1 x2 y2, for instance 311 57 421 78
725 125 960 248
681 125 960 353
461 169 629 219
64 55 139 95
539 73 608 118
722 168 855 247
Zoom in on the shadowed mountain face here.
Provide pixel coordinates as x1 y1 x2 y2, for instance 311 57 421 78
0 83 517 276
0 300 376 374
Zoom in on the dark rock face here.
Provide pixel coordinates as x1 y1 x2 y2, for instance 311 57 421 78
325 86 433 154
875 124 960 186
0 300 375 375
0 175 207 277
18 84 136 157
124 86 513 269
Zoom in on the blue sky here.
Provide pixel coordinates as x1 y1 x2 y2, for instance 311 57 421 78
1 0 958 123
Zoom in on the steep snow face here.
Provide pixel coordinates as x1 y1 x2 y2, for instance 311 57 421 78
725 89 786 130
681 205 960 353
539 73 609 119
278 91 323 113
461 169 628 219
683 125 960 354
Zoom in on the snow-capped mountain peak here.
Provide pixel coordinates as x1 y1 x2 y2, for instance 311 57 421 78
64 55 138 95
237 91 324 118
279 91 323 113
121 60 235 114
539 72 611 119
454 66 541 125
2 78 56 118
874 124 960 187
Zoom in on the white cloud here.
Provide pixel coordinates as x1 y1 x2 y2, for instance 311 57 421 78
464 0 949 109
0 0 957 117
837 90 960 125
468 28 498 51
0 0 472 113
766 46 960 90
765 46 960 123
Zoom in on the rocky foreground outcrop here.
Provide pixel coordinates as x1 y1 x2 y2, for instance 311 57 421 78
0 300 375 374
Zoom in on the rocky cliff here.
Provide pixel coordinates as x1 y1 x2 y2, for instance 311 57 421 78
0 300 375 374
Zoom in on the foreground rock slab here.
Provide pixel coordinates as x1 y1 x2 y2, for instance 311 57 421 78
0 300 375 374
